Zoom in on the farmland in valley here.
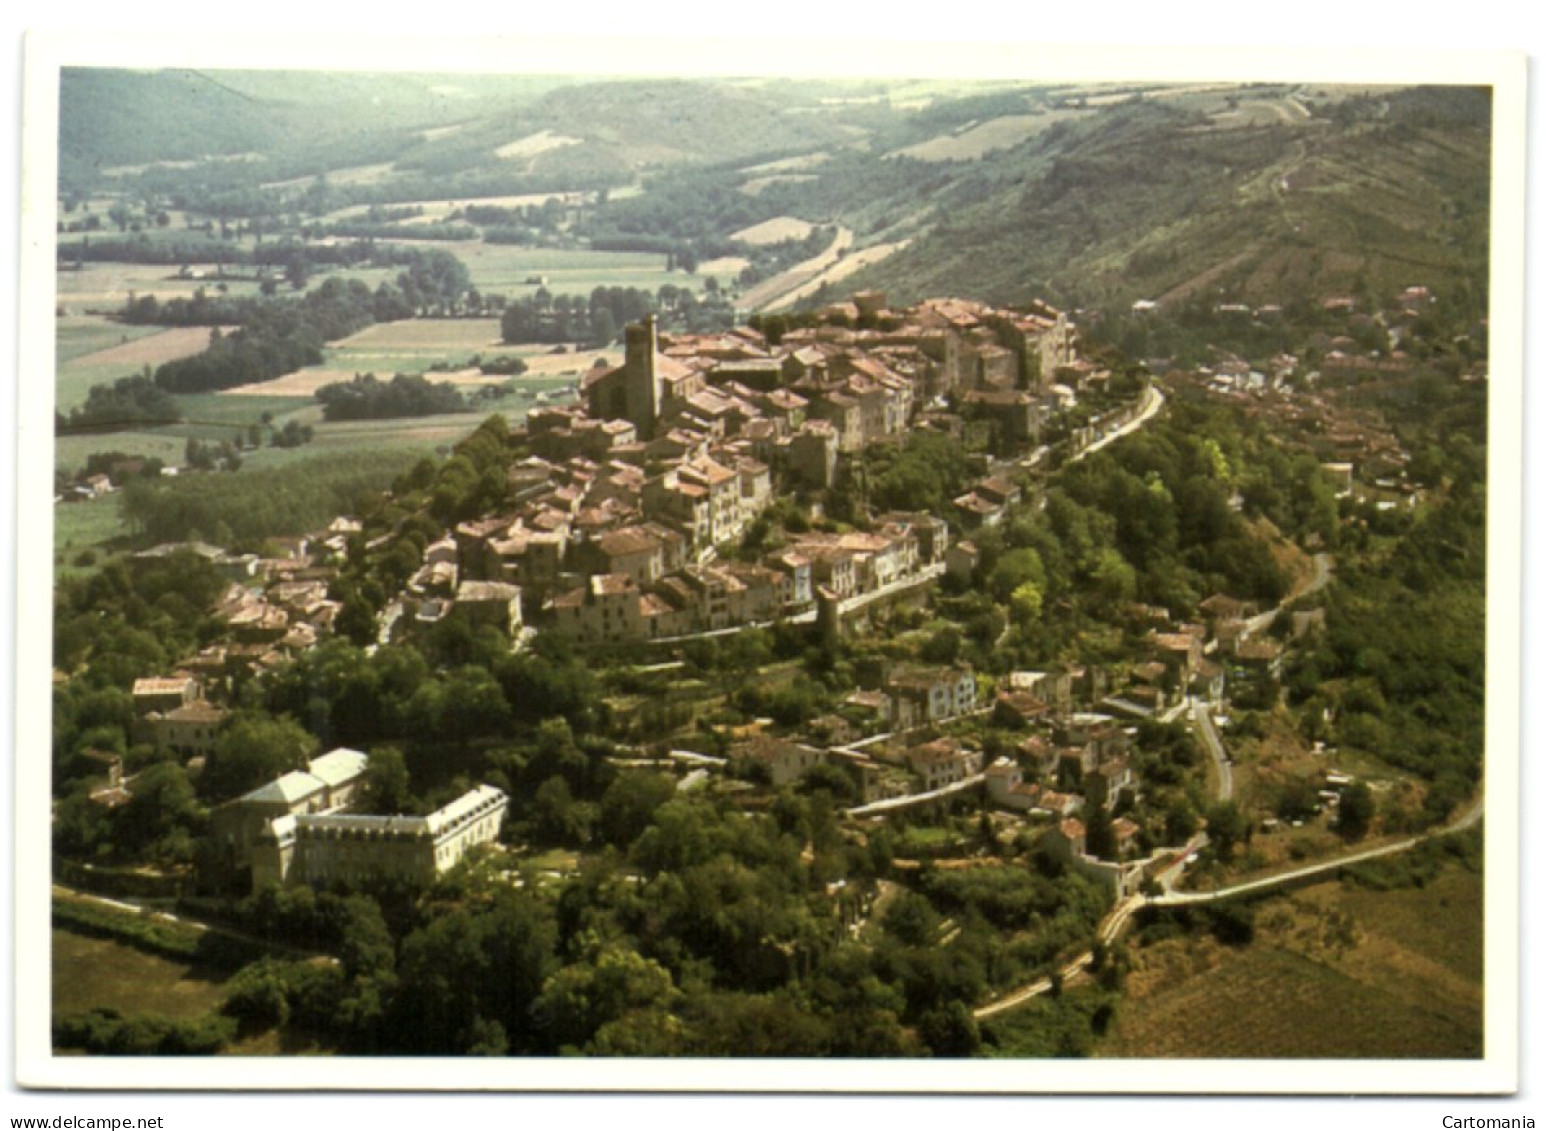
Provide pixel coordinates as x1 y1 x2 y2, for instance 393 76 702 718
57 321 233 412
448 242 685 297
56 263 262 313
884 111 1090 162
56 314 163 364
222 318 616 399
731 216 816 245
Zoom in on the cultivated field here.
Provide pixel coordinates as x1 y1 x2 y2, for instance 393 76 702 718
515 350 619 379
56 318 183 412
494 129 583 160
54 431 190 475
323 189 589 226
451 242 683 298
333 318 509 352
1098 868 1483 1059
739 152 831 175
98 153 261 179
55 261 403 316
764 239 910 312
223 320 617 397
278 412 491 454
738 226 852 312
731 216 816 245
697 256 751 280
261 162 395 192
56 264 264 313
63 324 223 372
740 174 820 196
54 494 136 567
227 368 512 397
56 315 163 365
885 112 1086 162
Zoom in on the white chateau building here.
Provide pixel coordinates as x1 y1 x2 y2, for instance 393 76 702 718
253 784 508 888
210 748 506 889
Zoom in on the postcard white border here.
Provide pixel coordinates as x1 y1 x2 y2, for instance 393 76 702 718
12 30 1527 1096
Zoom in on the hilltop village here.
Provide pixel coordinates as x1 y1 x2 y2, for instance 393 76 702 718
45 71 1491 1061
49 273 1489 1057
62 288 1352 898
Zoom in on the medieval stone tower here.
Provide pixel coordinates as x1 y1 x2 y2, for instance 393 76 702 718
621 313 661 438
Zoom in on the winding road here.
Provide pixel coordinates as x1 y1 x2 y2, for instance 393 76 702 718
1071 382 1166 464
971 536 1479 1021
1150 791 1484 907
972 791 1484 1019
1191 699 1233 802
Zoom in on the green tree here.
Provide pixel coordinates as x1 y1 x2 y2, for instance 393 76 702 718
115 761 202 861
919 625 962 665
399 249 471 316
200 714 317 801
360 746 413 815
1010 580 1044 626
919 1000 981 1057
1337 781 1377 840
598 771 677 849
881 891 941 947
531 775 592 846
335 894 395 979
1204 800 1248 862
390 892 556 1054
531 944 677 1052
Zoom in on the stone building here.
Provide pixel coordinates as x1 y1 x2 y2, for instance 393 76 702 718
252 786 508 889
139 700 229 759
207 748 370 879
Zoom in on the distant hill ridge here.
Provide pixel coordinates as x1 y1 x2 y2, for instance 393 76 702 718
58 72 1491 322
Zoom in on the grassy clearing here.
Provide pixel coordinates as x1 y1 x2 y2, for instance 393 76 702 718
222 321 606 400
1312 865 1484 986
494 129 583 160
52 928 232 1023
731 216 815 244
171 393 316 428
55 264 263 312
451 242 683 298
525 848 581 873
740 174 820 196
56 317 221 413
54 495 134 566
739 153 831 175
56 315 163 364
66 325 224 372
57 326 232 413
885 111 1086 162
334 318 508 352
54 431 188 474
323 190 584 225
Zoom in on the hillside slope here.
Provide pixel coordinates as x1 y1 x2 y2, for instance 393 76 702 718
834 87 1491 317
